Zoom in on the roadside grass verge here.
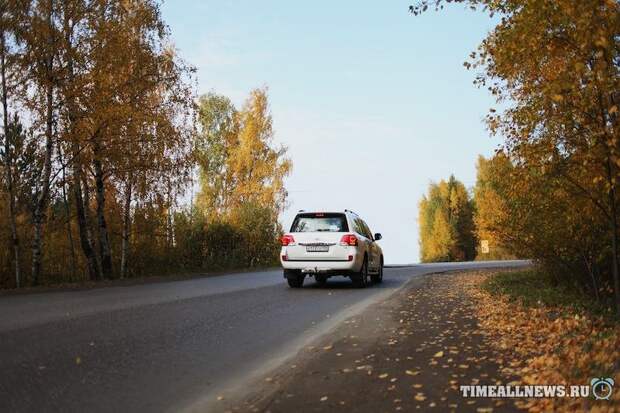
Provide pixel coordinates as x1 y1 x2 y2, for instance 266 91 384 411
464 270 620 412
481 269 616 321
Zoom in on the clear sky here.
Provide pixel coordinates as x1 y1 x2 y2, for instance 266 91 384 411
161 1 501 264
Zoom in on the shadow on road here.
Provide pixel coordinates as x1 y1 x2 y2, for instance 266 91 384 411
300 279 400 290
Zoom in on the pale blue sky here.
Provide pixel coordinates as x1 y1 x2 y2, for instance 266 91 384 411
161 1 500 264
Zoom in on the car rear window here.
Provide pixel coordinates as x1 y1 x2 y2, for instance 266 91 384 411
290 213 349 233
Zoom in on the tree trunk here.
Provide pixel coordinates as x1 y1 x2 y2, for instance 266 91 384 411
73 164 100 280
31 209 44 284
120 176 132 279
582 251 600 303
0 32 20 288
59 147 77 279
31 54 55 286
31 103 53 285
93 150 113 279
166 180 174 249
61 8 100 281
609 182 620 316
31 0 58 285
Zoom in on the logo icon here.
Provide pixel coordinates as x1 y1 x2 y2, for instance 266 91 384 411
590 378 614 400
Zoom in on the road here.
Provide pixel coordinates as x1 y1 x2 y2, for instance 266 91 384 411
0 261 529 413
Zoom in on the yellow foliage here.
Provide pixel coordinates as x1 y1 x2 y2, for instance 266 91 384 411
419 176 476 262
463 272 620 412
196 88 291 223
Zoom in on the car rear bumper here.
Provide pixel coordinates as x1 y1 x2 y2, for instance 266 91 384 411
281 258 360 273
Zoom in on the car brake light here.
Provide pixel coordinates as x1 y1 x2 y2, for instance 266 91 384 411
340 234 358 246
348 255 353 261
281 234 295 246
281 255 288 261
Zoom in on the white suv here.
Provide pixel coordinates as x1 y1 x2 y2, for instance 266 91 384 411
280 210 383 288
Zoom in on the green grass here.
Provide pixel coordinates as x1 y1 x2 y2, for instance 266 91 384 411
481 270 613 319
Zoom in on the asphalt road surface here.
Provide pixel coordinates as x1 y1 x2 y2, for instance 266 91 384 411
0 260 529 413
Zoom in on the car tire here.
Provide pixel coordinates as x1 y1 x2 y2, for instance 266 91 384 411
351 257 369 288
371 257 383 284
315 275 328 286
285 269 304 288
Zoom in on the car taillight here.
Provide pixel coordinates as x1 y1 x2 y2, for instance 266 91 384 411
340 234 358 246
281 234 296 246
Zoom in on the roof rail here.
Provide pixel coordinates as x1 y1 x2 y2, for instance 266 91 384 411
344 209 358 216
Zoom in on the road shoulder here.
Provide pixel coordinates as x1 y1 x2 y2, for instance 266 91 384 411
221 270 520 413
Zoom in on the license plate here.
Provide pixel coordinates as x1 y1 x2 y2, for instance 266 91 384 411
306 245 329 252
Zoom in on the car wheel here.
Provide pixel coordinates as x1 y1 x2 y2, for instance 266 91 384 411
315 275 328 286
371 258 383 283
351 257 368 288
285 270 304 288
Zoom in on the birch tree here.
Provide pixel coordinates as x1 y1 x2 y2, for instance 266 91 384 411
0 2 22 287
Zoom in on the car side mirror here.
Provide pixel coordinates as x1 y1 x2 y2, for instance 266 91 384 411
374 233 382 241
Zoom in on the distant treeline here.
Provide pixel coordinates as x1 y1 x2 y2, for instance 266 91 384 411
418 170 514 263
0 1 289 288
418 176 477 262
414 0 619 313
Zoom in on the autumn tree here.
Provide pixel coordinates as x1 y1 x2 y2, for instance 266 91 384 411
194 88 291 268
474 152 612 299
419 175 476 262
0 2 289 287
196 88 291 218
0 0 196 286
55 0 194 280
473 155 515 260
17 0 64 285
194 92 237 216
412 0 620 312
0 2 23 287
55 0 99 281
